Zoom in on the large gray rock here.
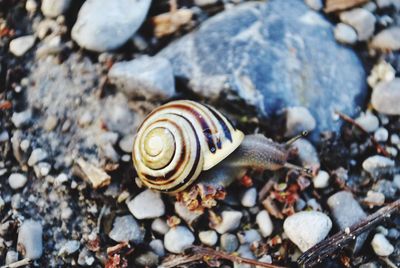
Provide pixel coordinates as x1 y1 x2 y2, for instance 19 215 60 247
158 0 366 135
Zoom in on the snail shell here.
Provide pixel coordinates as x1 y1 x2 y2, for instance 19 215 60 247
132 100 244 193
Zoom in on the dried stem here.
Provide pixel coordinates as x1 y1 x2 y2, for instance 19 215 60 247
161 245 287 268
335 111 390 157
297 198 400 267
1 258 31 268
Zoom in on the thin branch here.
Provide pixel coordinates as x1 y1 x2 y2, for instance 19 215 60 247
297 198 400 267
335 111 390 157
1 258 31 268
161 253 203 268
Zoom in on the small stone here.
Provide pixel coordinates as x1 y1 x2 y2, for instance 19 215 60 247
11 193 21 209
58 240 80 256
28 148 48 166
367 61 395 88
371 233 394 256
8 173 28 189
293 139 320 171
9 36 35 56
135 251 159 267
220 233 239 253
0 196 4 212
304 0 323 10
17 220 43 260
284 106 316 138
313 170 330 188
109 215 145 244
151 218 170 235
355 112 379 132
256 210 273 237
119 134 134 153
0 131 9 142
175 202 203 225
33 162 51 178
241 188 257 207
109 56 175 100
327 191 368 252
362 155 395 176
127 189 165 219
164 226 195 253
199 230 218 246
11 110 32 128
339 8 376 41
393 174 400 190
78 248 94 266
372 78 400 115
41 0 71 18
150 239 165 257
237 244 256 259
374 127 389 142
78 112 93 127
20 139 30 152
214 211 243 234
5 250 18 265
372 180 397 199
71 0 152 52
237 229 262 244
371 27 400 51
74 158 111 189
43 115 58 131
334 23 358 45
364 191 385 207
25 0 38 14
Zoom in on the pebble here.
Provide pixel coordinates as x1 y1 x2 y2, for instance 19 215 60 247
327 191 367 252
150 239 165 257
75 158 111 189
11 110 32 128
127 189 165 219
25 0 38 14
284 211 332 252
41 0 71 18
108 56 175 100
372 78 400 115
371 27 400 51
362 155 395 176
256 210 273 237
175 201 202 225
393 174 400 190
339 8 376 41
241 188 257 207
71 0 152 52
214 211 243 234
151 218 170 235
355 112 379 132
135 251 159 267
17 220 43 259
0 196 4 212
8 173 28 190
199 230 218 246
11 193 21 210
284 106 316 138
374 127 389 142
304 0 323 10
58 240 80 256
28 148 48 166
334 23 358 45
78 248 94 266
109 215 145 244
364 191 385 207
20 139 30 152
313 170 330 188
5 250 18 265
367 60 395 88
371 233 394 256
119 134 134 153
237 229 262 244
164 226 195 253
372 180 397 199
293 139 320 170
220 233 239 253
9 35 36 56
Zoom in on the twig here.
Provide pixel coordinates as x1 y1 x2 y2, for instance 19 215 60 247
297 198 400 267
335 111 390 157
1 258 31 268
161 253 204 268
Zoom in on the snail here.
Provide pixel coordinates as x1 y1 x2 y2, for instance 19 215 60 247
132 100 310 194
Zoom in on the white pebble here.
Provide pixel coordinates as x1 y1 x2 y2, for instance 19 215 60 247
362 155 395 175
371 233 394 256
334 23 358 45
17 220 43 259
8 173 28 189
241 188 257 207
364 191 385 207
214 211 243 234
41 0 71 18
390 134 400 145
127 189 165 219
304 0 323 10
284 106 316 138
151 218 170 235
339 8 376 41
28 148 48 166
5 251 18 265
199 230 218 246
313 170 330 189
393 174 400 190
256 210 273 237
9 36 35 57
374 127 389 142
11 110 32 128
355 112 379 132
164 226 194 253
149 239 165 257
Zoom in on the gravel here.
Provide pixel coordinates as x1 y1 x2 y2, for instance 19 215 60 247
334 23 358 45
27 148 48 167
220 233 239 253
127 189 165 219
5 250 18 265
371 27 400 51
237 229 262 244
313 170 330 189
17 220 43 260
339 8 376 41
149 239 165 257
8 173 28 190
362 155 395 176
9 35 36 56
213 210 243 234
256 210 273 238
284 106 316 138
371 233 394 256
41 0 71 18
374 127 389 142
355 112 380 132
108 215 145 244
241 187 257 207
58 240 80 256
371 78 400 115
151 218 170 235
283 211 332 252
164 226 195 254
199 230 218 246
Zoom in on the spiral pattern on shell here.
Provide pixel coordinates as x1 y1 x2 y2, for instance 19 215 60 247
132 100 244 193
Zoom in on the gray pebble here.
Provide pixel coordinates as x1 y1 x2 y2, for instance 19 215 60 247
5 250 18 264
41 0 71 18
109 56 175 100
220 233 239 253
214 210 243 234
374 127 389 142
58 240 80 256
334 23 358 45
237 244 255 259
241 187 257 207
17 220 43 259
149 239 165 257
371 233 394 256
237 229 261 244
127 189 165 219
340 8 376 41
175 201 202 225
355 112 379 132
151 218 170 235
119 134 134 153
11 194 21 209
372 180 397 199
11 109 32 128
8 173 28 190
293 139 320 170
283 211 332 252
256 210 273 237
109 215 145 244
135 251 159 267
371 27 400 51
199 230 218 246
71 0 152 52
9 36 35 57
164 226 195 253
362 155 395 177
284 106 316 138
313 170 330 189
372 78 400 115
28 148 48 167
77 248 94 266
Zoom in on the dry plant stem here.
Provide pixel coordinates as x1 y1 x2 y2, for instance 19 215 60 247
335 111 390 157
324 0 368 12
1 258 31 268
297 198 400 267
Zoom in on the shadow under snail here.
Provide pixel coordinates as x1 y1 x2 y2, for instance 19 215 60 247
132 100 311 194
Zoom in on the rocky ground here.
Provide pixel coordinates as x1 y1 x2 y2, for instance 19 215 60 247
0 0 400 267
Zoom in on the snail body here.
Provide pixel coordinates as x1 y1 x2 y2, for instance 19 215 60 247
133 100 308 194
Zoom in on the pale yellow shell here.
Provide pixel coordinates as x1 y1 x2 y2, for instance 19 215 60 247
132 100 244 193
